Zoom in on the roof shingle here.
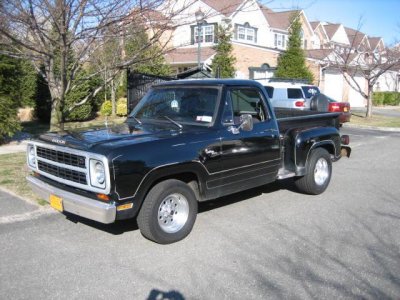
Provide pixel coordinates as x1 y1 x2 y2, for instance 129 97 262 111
165 47 216 64
201 0 244 16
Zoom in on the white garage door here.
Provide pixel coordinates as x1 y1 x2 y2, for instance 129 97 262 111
324 70 344 101
348 76 366 107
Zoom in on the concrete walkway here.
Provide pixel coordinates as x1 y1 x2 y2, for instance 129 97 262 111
0 141 28 155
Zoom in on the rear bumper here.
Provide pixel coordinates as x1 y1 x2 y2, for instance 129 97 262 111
27 175 116 224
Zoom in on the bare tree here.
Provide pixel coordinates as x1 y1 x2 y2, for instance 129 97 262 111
327 27 400 118
0 0 195 131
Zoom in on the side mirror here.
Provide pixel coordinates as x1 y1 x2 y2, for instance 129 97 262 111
228 114 254 134
240 114 253 131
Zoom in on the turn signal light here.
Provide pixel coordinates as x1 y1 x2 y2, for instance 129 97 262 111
97 193 110 202
117 203 133 211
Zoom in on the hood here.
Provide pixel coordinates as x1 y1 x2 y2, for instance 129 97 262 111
38 120 207 151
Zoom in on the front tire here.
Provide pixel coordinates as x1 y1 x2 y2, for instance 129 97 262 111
137 179 198 244
295 148 332 195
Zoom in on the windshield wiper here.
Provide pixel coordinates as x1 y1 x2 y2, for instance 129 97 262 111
163 116 183 129
128 116 142 125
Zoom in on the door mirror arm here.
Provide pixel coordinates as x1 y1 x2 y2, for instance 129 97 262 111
227 114 254 135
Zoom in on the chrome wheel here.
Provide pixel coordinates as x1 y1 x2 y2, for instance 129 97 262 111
158 193 189 233
314 157 329 186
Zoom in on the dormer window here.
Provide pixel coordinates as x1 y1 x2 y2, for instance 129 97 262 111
235 22 257 43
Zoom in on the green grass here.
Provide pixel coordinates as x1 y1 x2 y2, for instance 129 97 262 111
350 113 400 127
0 152 41 203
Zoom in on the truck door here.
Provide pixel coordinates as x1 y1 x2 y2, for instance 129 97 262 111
218 87 281 195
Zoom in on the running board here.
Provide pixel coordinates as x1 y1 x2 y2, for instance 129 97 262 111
277 169 295 180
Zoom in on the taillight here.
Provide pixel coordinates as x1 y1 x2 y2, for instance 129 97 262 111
329 103 341 112
341 135 350 145
295 101 305 107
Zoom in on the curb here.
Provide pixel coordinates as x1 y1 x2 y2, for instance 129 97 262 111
0 186 46 208
343 123 400 132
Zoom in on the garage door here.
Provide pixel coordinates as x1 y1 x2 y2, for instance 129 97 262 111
324 70 344 101
348 76 366 107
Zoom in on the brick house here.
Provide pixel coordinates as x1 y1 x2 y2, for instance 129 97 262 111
154 0 397 107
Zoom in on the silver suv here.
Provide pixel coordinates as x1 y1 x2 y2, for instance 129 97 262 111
261 81 320 109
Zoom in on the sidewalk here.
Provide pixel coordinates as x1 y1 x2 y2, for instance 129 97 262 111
0 141 28 155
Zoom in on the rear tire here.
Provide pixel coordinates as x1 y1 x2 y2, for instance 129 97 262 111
137 179 198 244
295 148 332 195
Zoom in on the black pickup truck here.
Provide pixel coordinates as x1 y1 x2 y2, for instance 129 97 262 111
27 79 350 244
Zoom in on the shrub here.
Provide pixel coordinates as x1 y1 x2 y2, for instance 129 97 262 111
0 96 21 143
116 98 128 116
372 92 400 106
100 100 112 116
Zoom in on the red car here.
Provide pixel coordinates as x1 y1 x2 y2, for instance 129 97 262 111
310 93 351 124
326 96 351 124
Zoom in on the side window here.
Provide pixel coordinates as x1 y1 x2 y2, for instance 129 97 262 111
287 88 303 99
264 86 274 98
222 88 268 125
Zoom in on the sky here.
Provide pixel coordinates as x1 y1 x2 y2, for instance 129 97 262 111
268 0 399 46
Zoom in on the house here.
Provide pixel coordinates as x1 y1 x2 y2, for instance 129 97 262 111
152 0 398 107
159 0 316 79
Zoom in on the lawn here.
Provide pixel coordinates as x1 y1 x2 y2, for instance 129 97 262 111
0 152 44 204
350 112 400 127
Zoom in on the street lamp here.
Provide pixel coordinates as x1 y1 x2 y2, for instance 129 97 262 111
195 8 205 69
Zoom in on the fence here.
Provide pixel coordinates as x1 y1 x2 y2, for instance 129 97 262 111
127 70 174 113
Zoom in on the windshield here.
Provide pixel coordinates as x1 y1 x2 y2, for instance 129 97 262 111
129 87 220 126
301 86 320 99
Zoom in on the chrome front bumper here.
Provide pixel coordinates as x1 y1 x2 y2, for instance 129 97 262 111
27 175 116 224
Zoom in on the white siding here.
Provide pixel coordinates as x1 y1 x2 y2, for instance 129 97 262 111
374 71 399 92
169 1 222 48
231 0 270 47
330 25 350 45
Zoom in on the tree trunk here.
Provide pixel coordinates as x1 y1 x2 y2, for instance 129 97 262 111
366 84 373 118
111 79 116 117
50 97 64 132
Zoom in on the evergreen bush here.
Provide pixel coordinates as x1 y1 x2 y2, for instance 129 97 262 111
0 96 21 143
274 13 314 83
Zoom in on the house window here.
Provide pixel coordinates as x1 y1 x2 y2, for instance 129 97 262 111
194 24 215 43
274 33 286 49
235 23 257 43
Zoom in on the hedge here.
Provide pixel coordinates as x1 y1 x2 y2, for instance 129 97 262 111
372 92 400 106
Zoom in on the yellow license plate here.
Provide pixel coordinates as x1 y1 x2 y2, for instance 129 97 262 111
344 107 348 112
50 194 63 212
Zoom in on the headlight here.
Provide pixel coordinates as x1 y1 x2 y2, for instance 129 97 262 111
27 144 36 168
89 159 106 189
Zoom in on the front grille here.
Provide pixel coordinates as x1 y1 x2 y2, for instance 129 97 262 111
37 146 86 168
38 160 87 185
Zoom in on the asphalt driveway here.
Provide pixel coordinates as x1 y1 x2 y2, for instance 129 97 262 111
0 127 399 299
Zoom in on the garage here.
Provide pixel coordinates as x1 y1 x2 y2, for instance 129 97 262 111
348 75 366 107
323 69 344 101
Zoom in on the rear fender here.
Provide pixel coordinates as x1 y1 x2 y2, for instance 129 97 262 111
292 127 341 175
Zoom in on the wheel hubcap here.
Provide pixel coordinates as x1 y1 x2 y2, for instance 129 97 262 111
314 158 329 186
158 193 189 233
